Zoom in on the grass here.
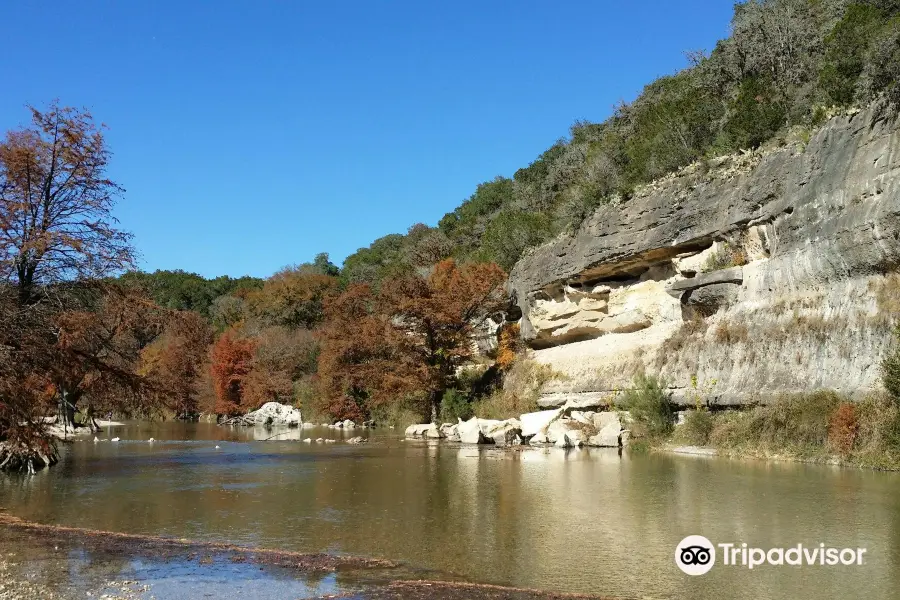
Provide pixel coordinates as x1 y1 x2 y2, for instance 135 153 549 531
660 391 900 470
702 242 747 272
471 359 557 420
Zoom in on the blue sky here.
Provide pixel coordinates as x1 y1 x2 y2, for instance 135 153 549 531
0 1 734 278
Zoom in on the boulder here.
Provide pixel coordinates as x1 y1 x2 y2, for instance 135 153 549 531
343 419 356 429
529 432 549 444
565 429 586 447
570 411 595 426
238 402 302 427
484 419 523 446
458 417 488 444
519 408 564 438
346 436 366 444
591 411 622 431
439 423 460 441
587 422 623 447
405 423 442 439
301 422 316 430
554 434 571 448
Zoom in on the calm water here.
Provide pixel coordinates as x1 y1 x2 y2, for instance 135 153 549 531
2 421 900 599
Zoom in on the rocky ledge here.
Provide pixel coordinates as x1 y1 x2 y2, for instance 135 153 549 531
507 103 900 407
405 404 629 449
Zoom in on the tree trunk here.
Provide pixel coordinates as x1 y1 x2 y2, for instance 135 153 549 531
430 389 444 425
58 388 80 431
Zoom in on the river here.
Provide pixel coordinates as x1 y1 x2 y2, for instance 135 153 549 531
0 421 898 599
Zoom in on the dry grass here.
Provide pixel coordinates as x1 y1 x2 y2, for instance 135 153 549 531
655 315 707 367
472 359 558 420
872 273 900 316
713 321 749 345
702 242 748 272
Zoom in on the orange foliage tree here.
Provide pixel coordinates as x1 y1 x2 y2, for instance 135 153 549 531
319 260 508 423
52 284 169 428
140 310 212 418
246 267 339 330
209 328 257 416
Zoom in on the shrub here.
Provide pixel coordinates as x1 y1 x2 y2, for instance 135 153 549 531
622 374 673 439
440 389 472 423
702 242 747 272
707 391 841 456
678 409 714 446
828 402 859 455
882 325 900 402
853 393 900 468
819 4 883 105
471 359 556 420
495 323 522 370
723 75 786 151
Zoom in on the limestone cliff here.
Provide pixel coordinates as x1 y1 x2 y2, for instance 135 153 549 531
508 104 900 407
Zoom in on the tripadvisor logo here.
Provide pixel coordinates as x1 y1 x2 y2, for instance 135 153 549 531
676 535 716 575
675 536 868 575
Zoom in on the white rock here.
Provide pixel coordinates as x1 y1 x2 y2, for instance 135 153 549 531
302 438 312 443
483 418 523 445
111 437 120 442
457 417 487 444
587 422 622 447
325 439 336 444
519 408 564 438
315 438 324 443
242 402 303 427
148 438 155 443
570 411 594 426
529 432 549 444
591 411 623 431
554 434 571 448
439 422 459 441
343 419 356 429
301 422 316 429
405 423 442 439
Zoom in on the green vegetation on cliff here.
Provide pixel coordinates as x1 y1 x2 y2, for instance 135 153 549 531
342 0 900 286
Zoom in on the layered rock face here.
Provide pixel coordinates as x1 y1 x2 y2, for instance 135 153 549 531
508 105 900 407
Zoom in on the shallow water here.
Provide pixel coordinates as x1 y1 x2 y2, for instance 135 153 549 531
2 421 900 598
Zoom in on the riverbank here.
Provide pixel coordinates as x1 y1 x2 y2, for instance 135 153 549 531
655 391 900 471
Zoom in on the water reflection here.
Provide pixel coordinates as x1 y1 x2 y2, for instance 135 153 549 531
1 422 898 598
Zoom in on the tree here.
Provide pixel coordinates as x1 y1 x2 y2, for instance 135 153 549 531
51 284 168 429
0 102 134 304
245 268 339 330
317 284 406 421
382 259 508 422
319 260 508 423
242 327 318 409
0 288 58 470
209 328 256 416
140 310 212 418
